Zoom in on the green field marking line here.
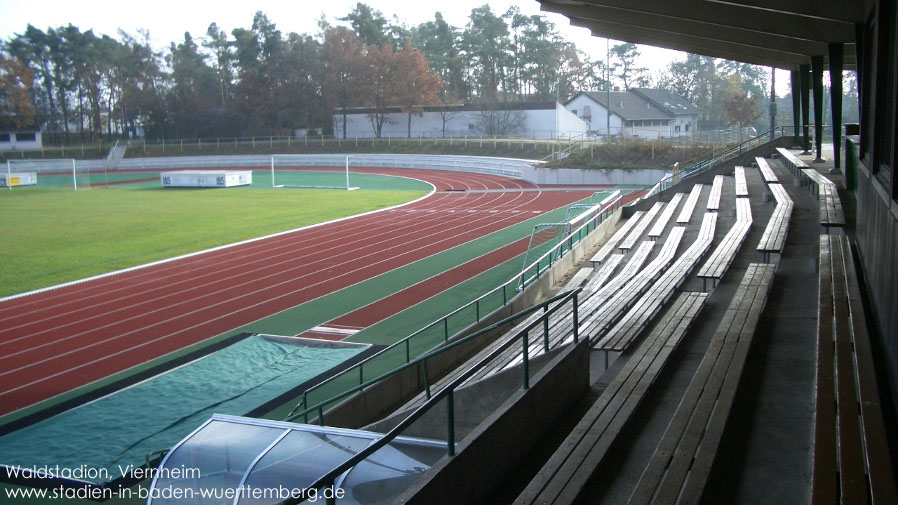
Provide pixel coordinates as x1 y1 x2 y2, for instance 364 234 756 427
0 178 434 301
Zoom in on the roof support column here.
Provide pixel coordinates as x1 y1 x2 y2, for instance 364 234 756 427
791 70 802 146
829 43 844 170
800 64 811 154
812 55 826 163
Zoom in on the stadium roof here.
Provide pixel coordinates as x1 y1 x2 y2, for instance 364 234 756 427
538 0 862 70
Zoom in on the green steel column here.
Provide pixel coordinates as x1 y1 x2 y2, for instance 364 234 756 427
829 44 844 170
800 64 812 153
811 55 825 162
791 70 802 144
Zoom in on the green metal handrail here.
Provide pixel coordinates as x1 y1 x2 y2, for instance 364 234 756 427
282 192 621 421
285 288 581 423
630 126 791 203
280 287 582 505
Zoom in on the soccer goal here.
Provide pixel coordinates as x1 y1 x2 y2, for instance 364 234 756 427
4 158 88 190
270 155 359 190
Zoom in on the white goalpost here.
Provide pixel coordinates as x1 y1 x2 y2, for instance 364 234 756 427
270 155 359 190
4 158 84 190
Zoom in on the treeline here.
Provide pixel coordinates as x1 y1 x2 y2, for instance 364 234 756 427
0 2 855 143
1 4 607 141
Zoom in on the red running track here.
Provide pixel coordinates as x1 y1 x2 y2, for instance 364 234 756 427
0 167 596 416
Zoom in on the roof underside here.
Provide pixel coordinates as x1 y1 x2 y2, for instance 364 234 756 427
539 0 866 70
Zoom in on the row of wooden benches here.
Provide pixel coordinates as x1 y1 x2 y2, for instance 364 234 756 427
814 234 897 505
776 147 845 229
517 263 778 505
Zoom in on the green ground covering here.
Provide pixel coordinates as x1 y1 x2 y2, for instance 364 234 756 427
0 182 611 504
0 172 430 297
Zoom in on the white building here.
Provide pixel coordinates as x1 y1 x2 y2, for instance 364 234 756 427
0 128 42 151
333 101 587 139
565 89 699 140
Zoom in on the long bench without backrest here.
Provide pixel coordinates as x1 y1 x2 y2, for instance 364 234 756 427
697 197 753 290
814 234 897 505
582 227 686 342
756 156 779 183
627 263 777 505
706 175 723 211
734 166 749 197
676 184 703 224
648 193 685 240
591 210 645 266
596 212 718 352
802 168 846 228
777 146 809 178
757 183 794 262
515 291 709 505
619 201 665 252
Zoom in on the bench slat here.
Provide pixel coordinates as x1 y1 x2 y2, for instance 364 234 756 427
813 236 839 505
839 238 898 505
676 184 703 224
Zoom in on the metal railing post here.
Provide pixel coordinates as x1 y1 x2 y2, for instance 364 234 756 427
447 390 456 456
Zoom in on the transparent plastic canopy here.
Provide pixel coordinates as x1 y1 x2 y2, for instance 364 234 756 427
147 414 445 505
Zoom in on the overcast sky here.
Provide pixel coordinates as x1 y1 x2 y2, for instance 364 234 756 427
0 0 787 94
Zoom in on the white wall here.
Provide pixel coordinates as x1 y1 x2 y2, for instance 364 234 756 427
333 104 587 139
0 131 42 151
565 95 622 136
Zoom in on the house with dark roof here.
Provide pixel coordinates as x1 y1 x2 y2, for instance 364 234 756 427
564 89 699 139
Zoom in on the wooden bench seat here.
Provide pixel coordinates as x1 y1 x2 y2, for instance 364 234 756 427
627 263 777 505
776 146 809 178
734 166 749 197
697 198 753 290
648 193 684 240
595 212 718 352
515 291 709 505
757 183 794 262
591 210 645 266
706 175 723 211
801 168 846 228
619 201 665 252
675 184 703 224
581 226 686 342
814 235 897 505
756 156 779 183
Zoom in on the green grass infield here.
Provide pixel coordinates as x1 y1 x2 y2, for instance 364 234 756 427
0 173 430 298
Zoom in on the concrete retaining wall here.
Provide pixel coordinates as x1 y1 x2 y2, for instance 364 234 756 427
521 165 668 186
397 340 590 505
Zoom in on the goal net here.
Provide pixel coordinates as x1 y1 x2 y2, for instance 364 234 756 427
270 155 359 190
4 158 89 190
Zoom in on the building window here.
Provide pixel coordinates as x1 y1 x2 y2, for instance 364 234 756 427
0 133 10 142
685 123 691 132
572 109 578 116
675 125 681 133
15 132 36 141
583 105 591 119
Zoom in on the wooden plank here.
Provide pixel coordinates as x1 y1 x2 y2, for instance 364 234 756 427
831 236 869 505
840 238 898 505
592 211 645 265
620 202 665 251
812 235 839 505
648 193 685 239
756 157 779 183
735 165 749 197
707 175 724 211
676 184 703 224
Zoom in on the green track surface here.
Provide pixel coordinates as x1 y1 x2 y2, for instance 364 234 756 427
0 172 430 297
